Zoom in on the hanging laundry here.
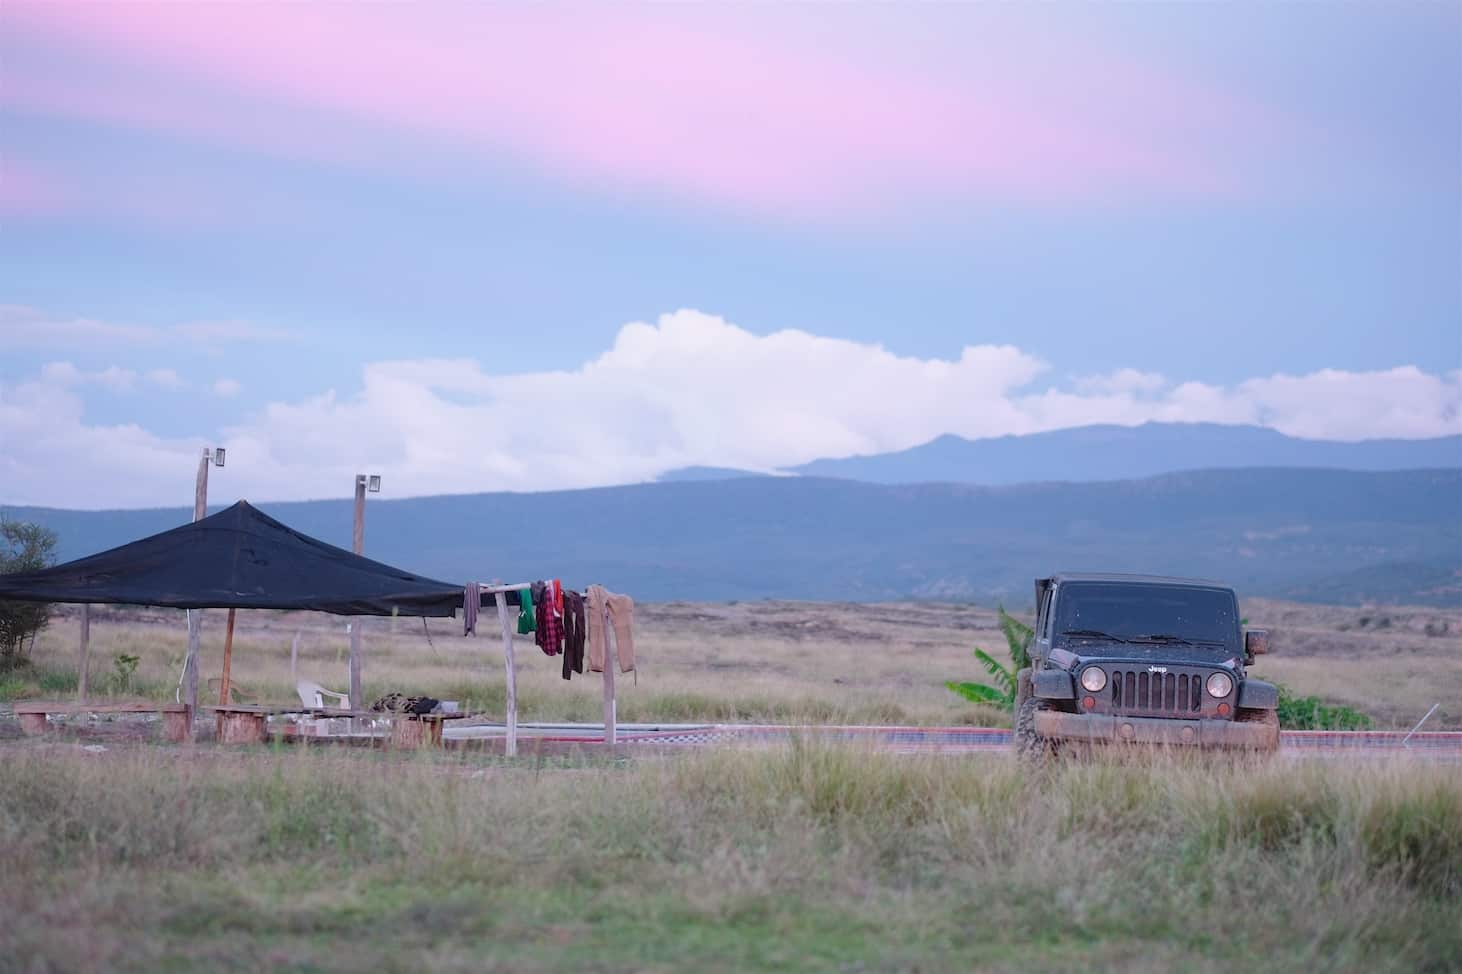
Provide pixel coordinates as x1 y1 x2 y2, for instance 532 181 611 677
606 591 637 673
516 586 536 635
561 590 586 680
463 581 480 636
586 584 609 672
535 580 563 657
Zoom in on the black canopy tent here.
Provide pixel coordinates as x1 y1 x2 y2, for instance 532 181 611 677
0 500 521 721
0 500 471 616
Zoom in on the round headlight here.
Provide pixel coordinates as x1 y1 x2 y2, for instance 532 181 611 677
1079 666 1107 692
1206 672 1234 698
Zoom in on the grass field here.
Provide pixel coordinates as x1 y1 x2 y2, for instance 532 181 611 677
4 600 1459 972
1 742 1458 973
5 598 1460 729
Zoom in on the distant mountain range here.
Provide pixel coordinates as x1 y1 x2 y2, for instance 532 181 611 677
783 422 1462 484
7 467 1460 607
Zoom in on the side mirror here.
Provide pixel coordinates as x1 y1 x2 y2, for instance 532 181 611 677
1244 629 1270 662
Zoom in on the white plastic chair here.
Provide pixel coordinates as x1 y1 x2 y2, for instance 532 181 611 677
296 678 350 709
295 679 352 736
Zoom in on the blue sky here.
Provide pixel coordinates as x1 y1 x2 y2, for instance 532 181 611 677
1 2 1458 508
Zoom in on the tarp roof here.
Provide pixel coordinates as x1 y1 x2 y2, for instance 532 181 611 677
0 500 468 617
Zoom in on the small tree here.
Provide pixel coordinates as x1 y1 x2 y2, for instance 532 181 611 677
0 518 58 669
947 606 1034 708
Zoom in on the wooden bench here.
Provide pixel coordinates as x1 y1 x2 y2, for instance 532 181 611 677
13 701 191 743
205 704 306 744
206 705 466 748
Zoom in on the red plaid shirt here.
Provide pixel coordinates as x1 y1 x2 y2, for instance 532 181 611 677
535 588 563 656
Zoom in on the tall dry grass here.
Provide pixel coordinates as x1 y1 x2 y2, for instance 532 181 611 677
0 742 1457 973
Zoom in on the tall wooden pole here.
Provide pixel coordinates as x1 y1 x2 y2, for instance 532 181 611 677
182 449 210 719
348 476 366 711
602 603 617 747
77 604 91 701
493 586 518 757
215 608 236 736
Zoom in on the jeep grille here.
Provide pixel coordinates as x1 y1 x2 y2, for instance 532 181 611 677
1110 669 1204 716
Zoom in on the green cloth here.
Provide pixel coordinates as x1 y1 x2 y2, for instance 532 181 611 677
517 589 536 634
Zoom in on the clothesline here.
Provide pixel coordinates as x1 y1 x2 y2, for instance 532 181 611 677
463 578 636 757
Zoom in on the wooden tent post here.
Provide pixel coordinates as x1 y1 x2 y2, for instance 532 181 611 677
77 604 91 701
602 602 617 747
492 585 518 757
216 608 237 738
182 448 211 718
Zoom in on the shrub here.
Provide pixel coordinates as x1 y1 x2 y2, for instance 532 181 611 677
1276 685 1373 730
0 518 58 670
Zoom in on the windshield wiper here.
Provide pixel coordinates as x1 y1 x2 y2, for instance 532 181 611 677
1130 633 1217 646
1058 629 1133 643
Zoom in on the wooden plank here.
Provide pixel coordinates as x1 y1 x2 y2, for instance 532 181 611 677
306 707 464 721
77 603 91 701
494 585 518 757
14 701 188 714
204 704 307 715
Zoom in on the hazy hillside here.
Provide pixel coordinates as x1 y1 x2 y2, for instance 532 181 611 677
789 422 1462 484
7 468 1459 607
657 466 771 482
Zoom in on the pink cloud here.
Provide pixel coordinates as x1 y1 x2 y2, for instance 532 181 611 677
0 156 71 215
2 3 1275 215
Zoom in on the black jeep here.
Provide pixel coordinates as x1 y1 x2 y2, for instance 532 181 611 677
1015 573 1279 756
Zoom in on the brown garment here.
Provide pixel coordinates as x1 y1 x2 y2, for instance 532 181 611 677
561 590 586 680
586 585 636 673
606 592 636 673
586 584 609 672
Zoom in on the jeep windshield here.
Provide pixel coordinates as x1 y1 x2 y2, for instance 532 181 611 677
1052 582 1239 657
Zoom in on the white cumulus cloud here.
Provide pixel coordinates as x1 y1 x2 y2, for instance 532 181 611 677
1 310 1458 508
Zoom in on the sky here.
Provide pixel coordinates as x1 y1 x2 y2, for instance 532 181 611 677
1 1 1459 509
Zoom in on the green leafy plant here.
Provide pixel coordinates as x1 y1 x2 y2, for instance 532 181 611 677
111 653 141 695
1275 684 1372 730
947 606 1033 708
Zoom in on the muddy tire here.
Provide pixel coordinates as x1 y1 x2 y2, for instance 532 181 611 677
1014 697 1059 764
1236 707 1281 752
1014 667 1033 712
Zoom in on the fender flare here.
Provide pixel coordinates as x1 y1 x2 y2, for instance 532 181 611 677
1033 668 1075 700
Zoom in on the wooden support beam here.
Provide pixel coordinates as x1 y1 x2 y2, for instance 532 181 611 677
349 477 366 716
493 585 518 757
77 604 91 701
602 602 617 747
183 449 210 718
216 608 237 736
